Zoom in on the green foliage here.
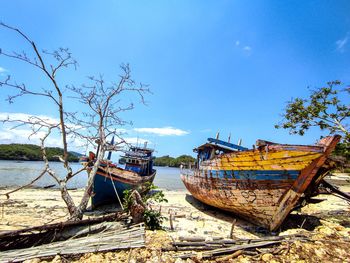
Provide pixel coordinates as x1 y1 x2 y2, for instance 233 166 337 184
122 183 167 230
122 188 133 213
153 154 195 167
332 142 350 160
141 182 168 204
0 143 79 162
330 142 350 172
275 81 350 143
143 209 165 231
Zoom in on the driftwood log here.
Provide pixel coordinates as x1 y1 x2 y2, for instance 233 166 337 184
177 240 282 259
0 212 127 251
169 234 312 259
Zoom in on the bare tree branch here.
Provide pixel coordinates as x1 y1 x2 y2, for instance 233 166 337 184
0 23 150 220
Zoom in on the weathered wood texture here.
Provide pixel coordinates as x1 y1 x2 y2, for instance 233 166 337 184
181 135 341 231
0 222 145 263
177 240 282 259
0 213 126 251
0 213 123 239
98 166 156 186
173 234 311 259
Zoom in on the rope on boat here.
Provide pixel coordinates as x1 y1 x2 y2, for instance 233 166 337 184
106 166 124 210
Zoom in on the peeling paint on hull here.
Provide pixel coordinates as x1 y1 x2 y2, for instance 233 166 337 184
181 135 341 231
92 166 156 208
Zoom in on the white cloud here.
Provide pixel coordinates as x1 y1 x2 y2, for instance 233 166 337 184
0 112 86 151
336 33 349 53
134 127 189 136
235 41 252 54
243 46 252 52
0 126 59 145
123 137 151 145
0 125 88 152
0 66 8 76
0 112 59 126
0 112 85 131
113 128 128 135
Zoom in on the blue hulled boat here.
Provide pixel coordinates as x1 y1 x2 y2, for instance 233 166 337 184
86 146 156 208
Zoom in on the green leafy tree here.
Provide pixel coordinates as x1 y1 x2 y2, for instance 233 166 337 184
176 155 196 166
153 154 195 167
275 81 350 143
0 144 79 161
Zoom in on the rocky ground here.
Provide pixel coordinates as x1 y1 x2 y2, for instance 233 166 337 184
0 173 349 262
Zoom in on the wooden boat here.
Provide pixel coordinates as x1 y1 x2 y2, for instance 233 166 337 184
84 146 156 208
180 135 341 231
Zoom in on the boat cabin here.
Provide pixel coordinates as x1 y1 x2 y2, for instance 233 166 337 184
122 146 154 176
194 138 248 165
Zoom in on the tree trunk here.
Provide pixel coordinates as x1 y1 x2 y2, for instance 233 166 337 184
73 148 105 220
60 181 79 219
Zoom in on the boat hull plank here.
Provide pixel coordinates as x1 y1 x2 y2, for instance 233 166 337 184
181 135 341 231
87 145 156 208
92 168 156 208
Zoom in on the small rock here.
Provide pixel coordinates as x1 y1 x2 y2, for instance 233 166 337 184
261 253 273 262
51 255 61 263
317 226 336 236
205 236 213 242
314 247 327 258
334 225 344 231
23 259 41 263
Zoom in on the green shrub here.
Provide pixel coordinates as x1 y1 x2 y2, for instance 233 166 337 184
123 183 167 230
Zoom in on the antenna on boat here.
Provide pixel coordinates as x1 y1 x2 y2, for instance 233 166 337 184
144 141 148 149
216 132 220 140
228 133 231 143
237 138 242 146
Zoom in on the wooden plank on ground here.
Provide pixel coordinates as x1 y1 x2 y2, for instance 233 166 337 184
0 222 145 263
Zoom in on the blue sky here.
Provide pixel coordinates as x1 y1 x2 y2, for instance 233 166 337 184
0 0 349 159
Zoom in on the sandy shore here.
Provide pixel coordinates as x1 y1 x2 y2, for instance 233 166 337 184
0 174 350 262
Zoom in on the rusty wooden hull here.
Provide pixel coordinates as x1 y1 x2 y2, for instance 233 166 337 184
181 136 340 231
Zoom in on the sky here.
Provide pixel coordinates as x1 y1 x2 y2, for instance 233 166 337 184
0 0 349 160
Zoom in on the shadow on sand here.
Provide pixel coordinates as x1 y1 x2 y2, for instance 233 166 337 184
185 194 326 235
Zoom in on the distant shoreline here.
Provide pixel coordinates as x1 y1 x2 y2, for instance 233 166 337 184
0 144 82 162
0 159 79 162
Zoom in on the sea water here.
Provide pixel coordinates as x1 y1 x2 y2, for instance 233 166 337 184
0 160 185 190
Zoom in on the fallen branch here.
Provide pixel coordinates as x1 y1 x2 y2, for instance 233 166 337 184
322 179 350 201
216 250 243 261
178 240 282 259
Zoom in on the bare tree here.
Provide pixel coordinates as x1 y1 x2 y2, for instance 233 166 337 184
0 23 150 220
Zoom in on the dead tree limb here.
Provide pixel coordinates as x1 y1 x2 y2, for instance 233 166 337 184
0 22 150 221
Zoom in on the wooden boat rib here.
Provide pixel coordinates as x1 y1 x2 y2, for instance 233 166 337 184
181 135 341 231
